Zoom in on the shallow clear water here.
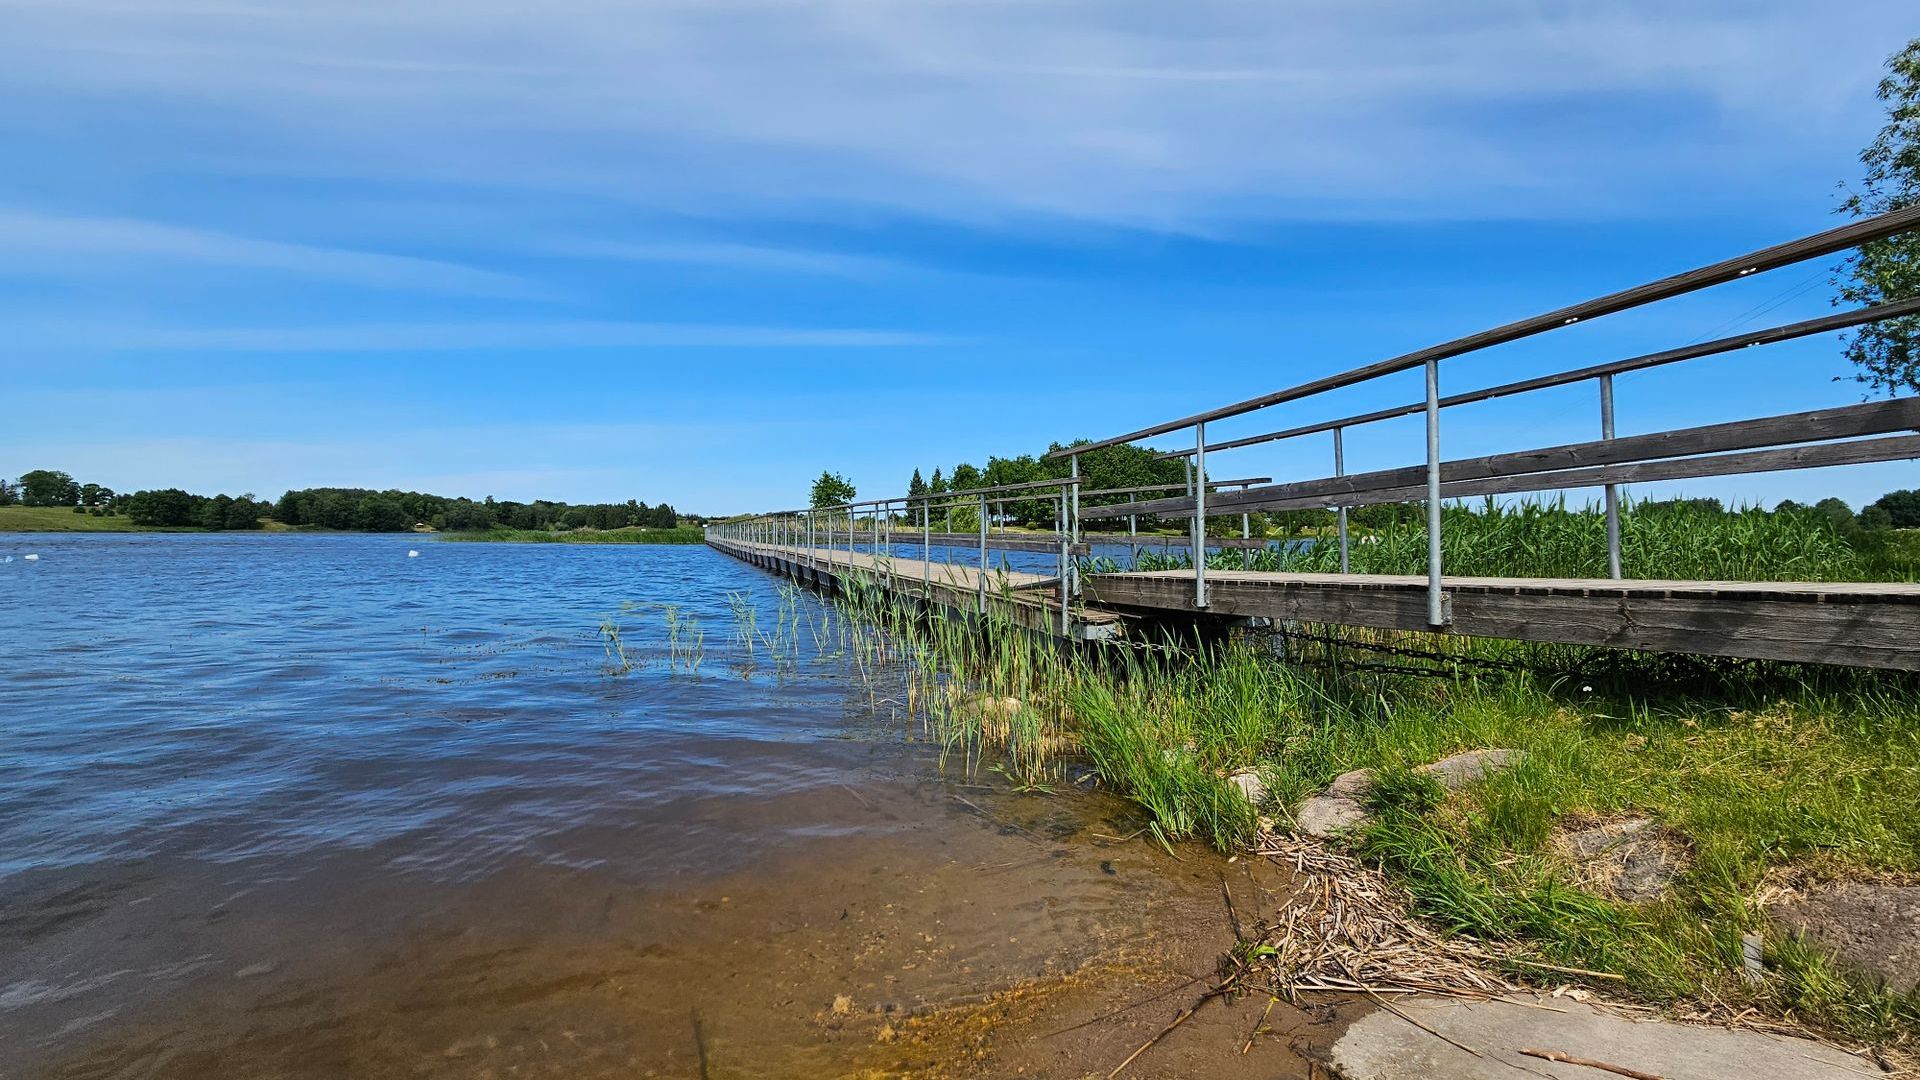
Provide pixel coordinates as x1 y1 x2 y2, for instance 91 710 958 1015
0 533 1248 1079
1 534 894 883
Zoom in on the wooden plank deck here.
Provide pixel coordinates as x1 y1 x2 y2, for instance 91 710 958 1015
1085 569 1920 670
707 537 1128 640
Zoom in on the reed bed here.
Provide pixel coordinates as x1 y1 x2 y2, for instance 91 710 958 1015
1130 497 1875 582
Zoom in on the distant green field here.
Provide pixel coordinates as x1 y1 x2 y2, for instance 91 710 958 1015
439 526 706 545
0 506 158 532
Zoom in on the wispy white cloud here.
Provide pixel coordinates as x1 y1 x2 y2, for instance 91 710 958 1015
15 318 948 352
537 238 908 277
0 0 1899 228
0 209 544 297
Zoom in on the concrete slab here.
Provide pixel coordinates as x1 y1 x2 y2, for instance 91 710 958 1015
1770 882 1920 993
1325 994 1872 1080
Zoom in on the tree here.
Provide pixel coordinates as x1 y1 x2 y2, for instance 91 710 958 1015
907 468 928 520
929 468 947 495
949 462 982 492
1836 38 1920 395
354 494 413 532
0 479 17 506
438 499 496 531
18 469 80 507
199 494 235 530
1865 488 1920 528
1812 496 1856 532
224 496 265 530
126 488 198 526
810 470 856 508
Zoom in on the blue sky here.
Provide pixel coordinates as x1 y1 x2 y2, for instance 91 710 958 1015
1 1 1915 514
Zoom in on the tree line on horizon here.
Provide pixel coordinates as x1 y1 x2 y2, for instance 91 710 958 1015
0 469 695 533
810 441 1191 528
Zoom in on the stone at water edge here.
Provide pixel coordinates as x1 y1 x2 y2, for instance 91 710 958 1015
1225 768 1267 807
1419 748 1524 791
1290 750 1525 839
1294 768 1375 838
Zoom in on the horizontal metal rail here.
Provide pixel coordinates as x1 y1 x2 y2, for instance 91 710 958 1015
1155 296 1920 459
1050 203 1920 459
1078 477 1271 498
1141 436 1920 517
1085 398 1920 519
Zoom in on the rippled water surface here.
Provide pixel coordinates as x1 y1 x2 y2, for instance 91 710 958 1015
0 533 1280 1079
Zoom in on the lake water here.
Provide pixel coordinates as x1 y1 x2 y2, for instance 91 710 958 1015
0 534 1306 1078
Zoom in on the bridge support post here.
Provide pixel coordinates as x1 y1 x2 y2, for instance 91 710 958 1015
1069 454 1080 602
1602 373 1623 580
1334 426 1349 574
1425 358 1447 627
977 494 988 615
1194 422 1208 609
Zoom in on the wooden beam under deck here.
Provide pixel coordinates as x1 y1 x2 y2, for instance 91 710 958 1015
1084 570 1920 671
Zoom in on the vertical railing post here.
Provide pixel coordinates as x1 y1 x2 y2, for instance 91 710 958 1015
1334 426 1349 574
977 493 988 615
1424 359 1446 627
1601 373 1622 580
922 497 931 594
1193 423 1208 609
1241 506 1251 570
1058 488 1069 636
1069 454 1080 601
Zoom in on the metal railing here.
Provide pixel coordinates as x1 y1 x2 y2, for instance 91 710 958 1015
1052 204 1920 623
705 475 1087 635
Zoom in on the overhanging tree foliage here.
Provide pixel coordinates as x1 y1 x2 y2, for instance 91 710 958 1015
1836 38 1920 396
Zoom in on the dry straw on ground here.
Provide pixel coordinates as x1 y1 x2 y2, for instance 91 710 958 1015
1242 834 1521 1000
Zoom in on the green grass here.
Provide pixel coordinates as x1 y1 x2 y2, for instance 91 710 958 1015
969 633 1920 1045
0 505 169 531
438 525 706 544
1299 669 1920 1044
0 506 360 533
806 501 1920 1049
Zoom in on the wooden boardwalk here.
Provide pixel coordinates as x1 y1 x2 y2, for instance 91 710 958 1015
1085 569 1920 670
706 536 1129 640
710 210 1920 673
710 534 1920 669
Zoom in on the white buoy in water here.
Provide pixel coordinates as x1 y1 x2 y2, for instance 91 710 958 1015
22 554 39 561
408 550 420 558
